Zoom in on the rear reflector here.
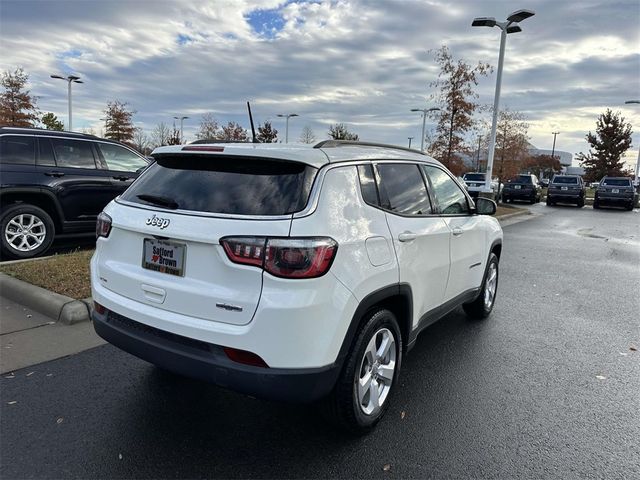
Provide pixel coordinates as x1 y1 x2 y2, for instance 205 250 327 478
94 302 106 315
181 145 225 152
220 236 337 279
223 347 268 368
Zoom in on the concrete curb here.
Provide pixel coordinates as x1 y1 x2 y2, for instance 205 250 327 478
0 273 91 325
496 209 530 221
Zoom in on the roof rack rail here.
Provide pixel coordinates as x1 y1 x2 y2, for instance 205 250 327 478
190 139 254 144
313 139 426 155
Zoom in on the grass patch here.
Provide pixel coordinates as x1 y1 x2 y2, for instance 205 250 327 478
495 205 525 217
0 249 94 299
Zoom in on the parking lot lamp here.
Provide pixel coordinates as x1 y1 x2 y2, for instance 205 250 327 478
472 9 535 194
173 116 189 143
277 113 298 143
625 100 640 187
410 107 440 152
50 74 83 131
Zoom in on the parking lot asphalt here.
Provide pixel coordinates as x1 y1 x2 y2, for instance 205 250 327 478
1 204 639 479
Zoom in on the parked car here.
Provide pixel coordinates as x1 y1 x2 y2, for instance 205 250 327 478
539 178 550 188
501 174 542 204
546 175 585 207
462 172 501 199
593 177 636 211
0 127 150 259
91 140 503 432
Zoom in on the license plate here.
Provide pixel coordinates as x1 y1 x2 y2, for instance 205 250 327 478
612 188 619 193
142 238 186 276
514 185 521 189
561 186 568 190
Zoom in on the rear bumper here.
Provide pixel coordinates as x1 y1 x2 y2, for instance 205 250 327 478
503 189 535 200
93 308 341 403
547 192 583 202
596 195 634 205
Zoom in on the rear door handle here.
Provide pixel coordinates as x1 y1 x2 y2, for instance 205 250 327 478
452 228 464 236
112 175 129 181
398 231 417 242
44 171 65 178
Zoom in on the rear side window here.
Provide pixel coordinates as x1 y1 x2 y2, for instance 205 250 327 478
121 155 317 216
376 163 432 215
98 143 147 172
602 178 631 186
50 138 96 169
0 135 35 165
552 177 578 184
357 164 379 206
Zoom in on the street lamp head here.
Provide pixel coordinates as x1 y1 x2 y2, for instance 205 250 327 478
625 100 640 104
73 80 84 84
410 108 421 112
506 25 522 34
507 9 535 23
427 107 441 112
472 17 497 27
50 74 65 80
68 75 81 81
290 114 299 117
552 131 560 135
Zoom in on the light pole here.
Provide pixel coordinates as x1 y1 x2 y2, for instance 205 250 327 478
410 107 440 152
408 137 414 148
277 113 298 143
472 9 535 194
549 131 560 179
173 116 189 143
477 134 483 171
50 74 83 131
625 100 640 188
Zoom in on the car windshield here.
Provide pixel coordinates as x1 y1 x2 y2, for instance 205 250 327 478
602 178 631 186
509 176 532 184
120 155 317 216
464 173 485 181
552 177 578 184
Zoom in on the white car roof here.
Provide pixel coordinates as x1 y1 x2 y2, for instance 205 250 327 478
152 141 436 168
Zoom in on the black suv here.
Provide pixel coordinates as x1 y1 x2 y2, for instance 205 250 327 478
0 127 149 259
593 177 636 211
546 175 585 207
502 174 542 204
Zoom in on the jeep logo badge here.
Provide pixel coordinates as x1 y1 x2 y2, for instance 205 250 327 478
146 214 170 229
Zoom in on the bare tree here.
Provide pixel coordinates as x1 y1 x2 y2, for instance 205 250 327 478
195 113 220 140
0 67 39 127
167 125 182 145
151 122 171 147
133 128 151 154
299 125 316 144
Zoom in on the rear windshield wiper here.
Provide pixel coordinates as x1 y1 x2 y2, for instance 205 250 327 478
136 194 179 210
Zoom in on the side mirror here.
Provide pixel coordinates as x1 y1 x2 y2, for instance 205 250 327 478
475 197 497 215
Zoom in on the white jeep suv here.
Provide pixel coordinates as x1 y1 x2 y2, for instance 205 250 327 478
91 141 503 432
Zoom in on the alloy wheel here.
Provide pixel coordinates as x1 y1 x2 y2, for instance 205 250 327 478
4 214 47 252
356 327 396 416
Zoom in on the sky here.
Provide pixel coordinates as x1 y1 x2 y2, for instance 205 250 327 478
1 0 639 167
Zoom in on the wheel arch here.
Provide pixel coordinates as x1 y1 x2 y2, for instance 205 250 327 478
335 284 413 367
0 188 64 233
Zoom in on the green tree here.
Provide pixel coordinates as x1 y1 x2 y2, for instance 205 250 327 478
328 123 359 141
577 109 633 182
41 112 64 131
428 45 491 176
257 120 278 143
104 100 135 144
0 67 39 127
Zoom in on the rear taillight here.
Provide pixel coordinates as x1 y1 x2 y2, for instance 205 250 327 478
220 236 337 279
223 347 268 368
96 212 112 238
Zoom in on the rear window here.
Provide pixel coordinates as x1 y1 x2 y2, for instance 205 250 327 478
464 173 485 181
552 176 579 184
510 175 532 184
602 178 631 186
120 155 317 216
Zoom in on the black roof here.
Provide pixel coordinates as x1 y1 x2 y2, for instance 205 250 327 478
0 126 123 146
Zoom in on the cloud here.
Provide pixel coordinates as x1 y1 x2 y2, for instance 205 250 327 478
1 0 638 164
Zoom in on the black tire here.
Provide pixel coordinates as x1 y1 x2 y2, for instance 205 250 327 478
577 198 585 208
463 253 499 319
546 197 554 206
593 200 600 209
324 308 402 434
626 202 634 211
0 204 55 259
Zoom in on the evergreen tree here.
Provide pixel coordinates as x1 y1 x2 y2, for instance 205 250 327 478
257 120 278 143
41 112 64 131
328 123 359 141
104 100 135 144
577 109 633 182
